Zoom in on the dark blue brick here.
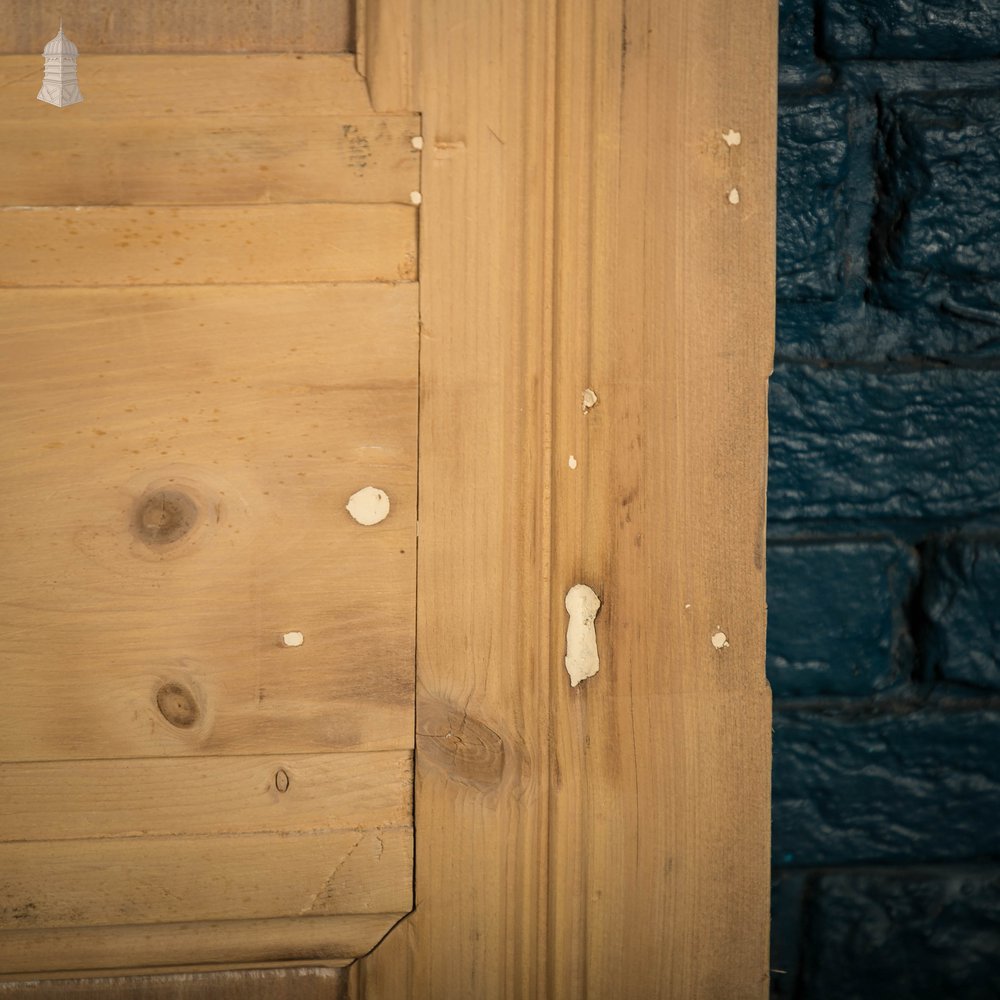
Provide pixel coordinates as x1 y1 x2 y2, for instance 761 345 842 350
873 91 1000 328
767 540 916 697
769 365 1000 523
924 539 1000 690
777 96 852 302
773 706 1000 866
800 866 1000 1000
770 871 806 999
779 0 817 67
822 0 1000 60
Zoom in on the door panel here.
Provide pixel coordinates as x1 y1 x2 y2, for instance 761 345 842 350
0 51 418 975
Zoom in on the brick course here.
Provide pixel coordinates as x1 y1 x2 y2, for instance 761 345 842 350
771 0 1000 994
767 540 915 697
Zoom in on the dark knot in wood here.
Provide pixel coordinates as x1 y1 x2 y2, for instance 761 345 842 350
417 702 506 791
156 681 200 728
133 489 198 545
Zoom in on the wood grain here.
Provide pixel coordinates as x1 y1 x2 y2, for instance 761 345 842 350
0 751 411 841
359 0 412 112
357 0 557 996
0 54 418 208
0 2 353 54
0 44 418 983
357 0 774 996
0 56 373 119
545 1 774 996
0 284 416 761
0 204 416 286
0 968 349 998
0 914 392 976
0 829 410 933
0 115 419 207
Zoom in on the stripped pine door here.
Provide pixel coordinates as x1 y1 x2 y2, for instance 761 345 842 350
0 0 775 996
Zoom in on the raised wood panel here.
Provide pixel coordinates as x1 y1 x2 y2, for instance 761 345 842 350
0 751 411 841
0 204 416 286
0 42 417 981
0 284 416 761
0 115 419 206
0 2 354 54
0 56 374 119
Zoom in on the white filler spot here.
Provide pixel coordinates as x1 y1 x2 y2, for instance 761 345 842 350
411 135 424 150
711 630 730 650
282 631 304 648
410 190 423 205
347 486 390 526
568 455 578 470
728 188 741 205
723 129 742 147
582 387 598 412
565 584 602 687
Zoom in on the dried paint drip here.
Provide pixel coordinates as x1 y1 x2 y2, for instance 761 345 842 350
582 388 598 412
281 631 304 648
346 486 390 526
568 455 578 470
723 129 742 147
565 584 601 687
411 135 424 150
410 191 423 205
728 188 741 205
711 630 730 650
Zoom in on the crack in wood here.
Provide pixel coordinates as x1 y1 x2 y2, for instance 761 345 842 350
300 831 366 916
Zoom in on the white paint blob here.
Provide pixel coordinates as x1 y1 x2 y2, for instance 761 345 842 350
568 455 578 470
346 486 390 526
711 630 730 650
410 190 423 205
411 135 424 150
282 631 305 648
582 387 598 412
723 129 742 147
565 584 602 687
728 188 740 205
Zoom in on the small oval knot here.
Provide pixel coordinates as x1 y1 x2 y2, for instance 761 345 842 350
134 489 199 545
156 681 200 728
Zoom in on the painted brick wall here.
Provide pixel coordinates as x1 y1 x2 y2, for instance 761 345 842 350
770 2 1000 996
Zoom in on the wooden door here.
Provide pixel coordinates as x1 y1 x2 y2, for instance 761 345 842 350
0 0 775 997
